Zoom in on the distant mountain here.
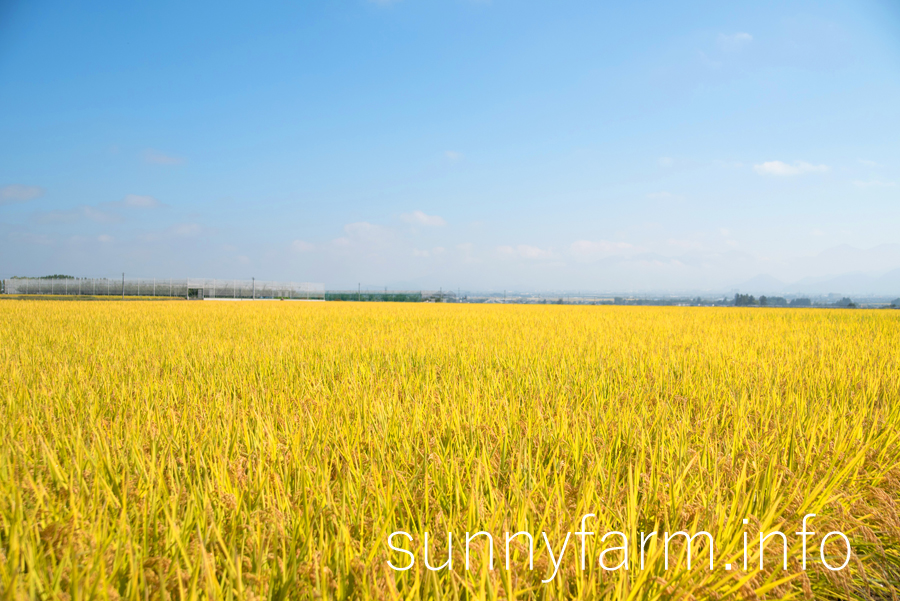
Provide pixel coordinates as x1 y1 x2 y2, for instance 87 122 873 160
737 274 786 294
810 244 900 275
785 268 900 296
736 268 900 297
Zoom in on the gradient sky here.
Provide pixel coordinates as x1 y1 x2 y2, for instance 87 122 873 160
2 0 900 292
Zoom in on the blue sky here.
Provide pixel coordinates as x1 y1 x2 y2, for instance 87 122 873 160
2 0 899 293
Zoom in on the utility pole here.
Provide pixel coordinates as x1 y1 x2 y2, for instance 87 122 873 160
122 273 125 300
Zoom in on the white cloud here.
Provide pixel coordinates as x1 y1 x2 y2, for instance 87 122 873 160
445 150 463 161
82 206 122 223
400 210 446 227
143 149 185 165
335 221 393 246
413 248 430 257
119 194 162 208
658 157 674 168
1 184 44 204
345 221 383 237
171 223 202 237
290 240 315 252
718 32 753 51
858 159 880 167
753 160 829 176
97 234 114 243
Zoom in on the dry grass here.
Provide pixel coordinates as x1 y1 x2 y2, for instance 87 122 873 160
1 301 898 600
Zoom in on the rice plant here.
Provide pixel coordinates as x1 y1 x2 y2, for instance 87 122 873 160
1 301 898 599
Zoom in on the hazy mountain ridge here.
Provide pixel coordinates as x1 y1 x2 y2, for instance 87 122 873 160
738 268 900 297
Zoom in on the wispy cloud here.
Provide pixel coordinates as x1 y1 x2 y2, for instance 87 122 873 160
718 32 753 51
8 231 53 245
444 150 463 161
143 149 186 165
32 209 81 224
32 194 163 224
857 159 881 167
569 240 638 259
1 184 44 205
137 223 206 243
400 210 446 227
111 194 164 209
753 160 828 176
345 221 386 239
411 247 446 258
853 180 895 188
333 221 392 247
170 223 202 237
290 240 314 252
647 191 681 201
34 206 123 224
498 244 554 260
713 160 743 168
666 238 704 251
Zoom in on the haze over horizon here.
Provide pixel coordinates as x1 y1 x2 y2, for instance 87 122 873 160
2 0 899 294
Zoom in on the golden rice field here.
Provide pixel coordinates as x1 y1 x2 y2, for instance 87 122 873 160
1 301 899 600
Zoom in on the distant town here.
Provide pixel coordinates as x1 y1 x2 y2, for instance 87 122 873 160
2 274 898 309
